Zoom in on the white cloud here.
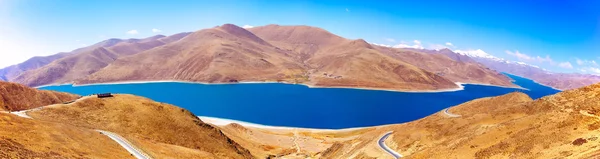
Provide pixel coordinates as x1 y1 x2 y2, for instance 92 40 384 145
370 43 392 47
576 58 584 65
413 40 421 45
505 50 532 61
580 67 600 75
392 40 424 49
575 58 598 66
384 38 396 42
428 44 448 50
445 42 453 46
505 50 553 63
242 25 254 29
152 28 162 33
558 62 573 69
126 30 139 35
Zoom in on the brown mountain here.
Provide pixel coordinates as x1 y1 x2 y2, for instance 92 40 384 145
248 25 460 90
0 36 141 82
0 81 79 111
375 47 516 87
75 24 515 91
78 24 305 85
12 33 190 87
0 53 71 81
249 25 514 88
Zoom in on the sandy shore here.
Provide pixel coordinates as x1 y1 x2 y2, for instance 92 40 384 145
455 82 528 90
65 80 528 93
36 79 531 93
197 116 381 132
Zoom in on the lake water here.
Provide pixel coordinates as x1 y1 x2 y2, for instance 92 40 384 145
39 74 560 129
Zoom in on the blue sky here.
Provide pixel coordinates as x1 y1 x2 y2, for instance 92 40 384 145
1 0 599 74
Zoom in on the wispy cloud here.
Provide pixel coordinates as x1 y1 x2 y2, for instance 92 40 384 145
384 38 395 42
579 67 600 75
428 42 456 50
558 62 574 69
126 30 139 35
393 40 424 49
242 25 254 29
370 43 391 47
413 40 421 45
575 58 598 66
152 28 162 33
505 50 553 63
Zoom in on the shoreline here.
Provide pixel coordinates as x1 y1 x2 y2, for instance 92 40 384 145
502 73 563 91
455 82 528 90
197 116 385 132
37 79 527 93
72 80 467 93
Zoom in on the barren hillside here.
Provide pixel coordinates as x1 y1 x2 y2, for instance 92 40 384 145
28 94 253 159
12 33 189 87
0 81 78 111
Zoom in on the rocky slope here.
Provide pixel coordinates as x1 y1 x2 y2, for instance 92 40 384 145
11 33 190 87
0 81 79 111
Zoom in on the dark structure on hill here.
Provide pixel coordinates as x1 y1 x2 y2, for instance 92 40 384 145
97 93 113 98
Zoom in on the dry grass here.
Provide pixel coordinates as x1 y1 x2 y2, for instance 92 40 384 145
0 113 133 159
0 81 79 111
29 94 253 159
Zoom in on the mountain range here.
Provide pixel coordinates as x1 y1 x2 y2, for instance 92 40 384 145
1 24 523 92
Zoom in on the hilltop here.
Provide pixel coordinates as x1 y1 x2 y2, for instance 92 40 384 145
0 81 79 111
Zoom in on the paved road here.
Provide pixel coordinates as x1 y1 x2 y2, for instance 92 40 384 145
443 108 461 117
96 130 152 159
378 131 402 159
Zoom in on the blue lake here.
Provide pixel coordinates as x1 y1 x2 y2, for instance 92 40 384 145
39 74 560 129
